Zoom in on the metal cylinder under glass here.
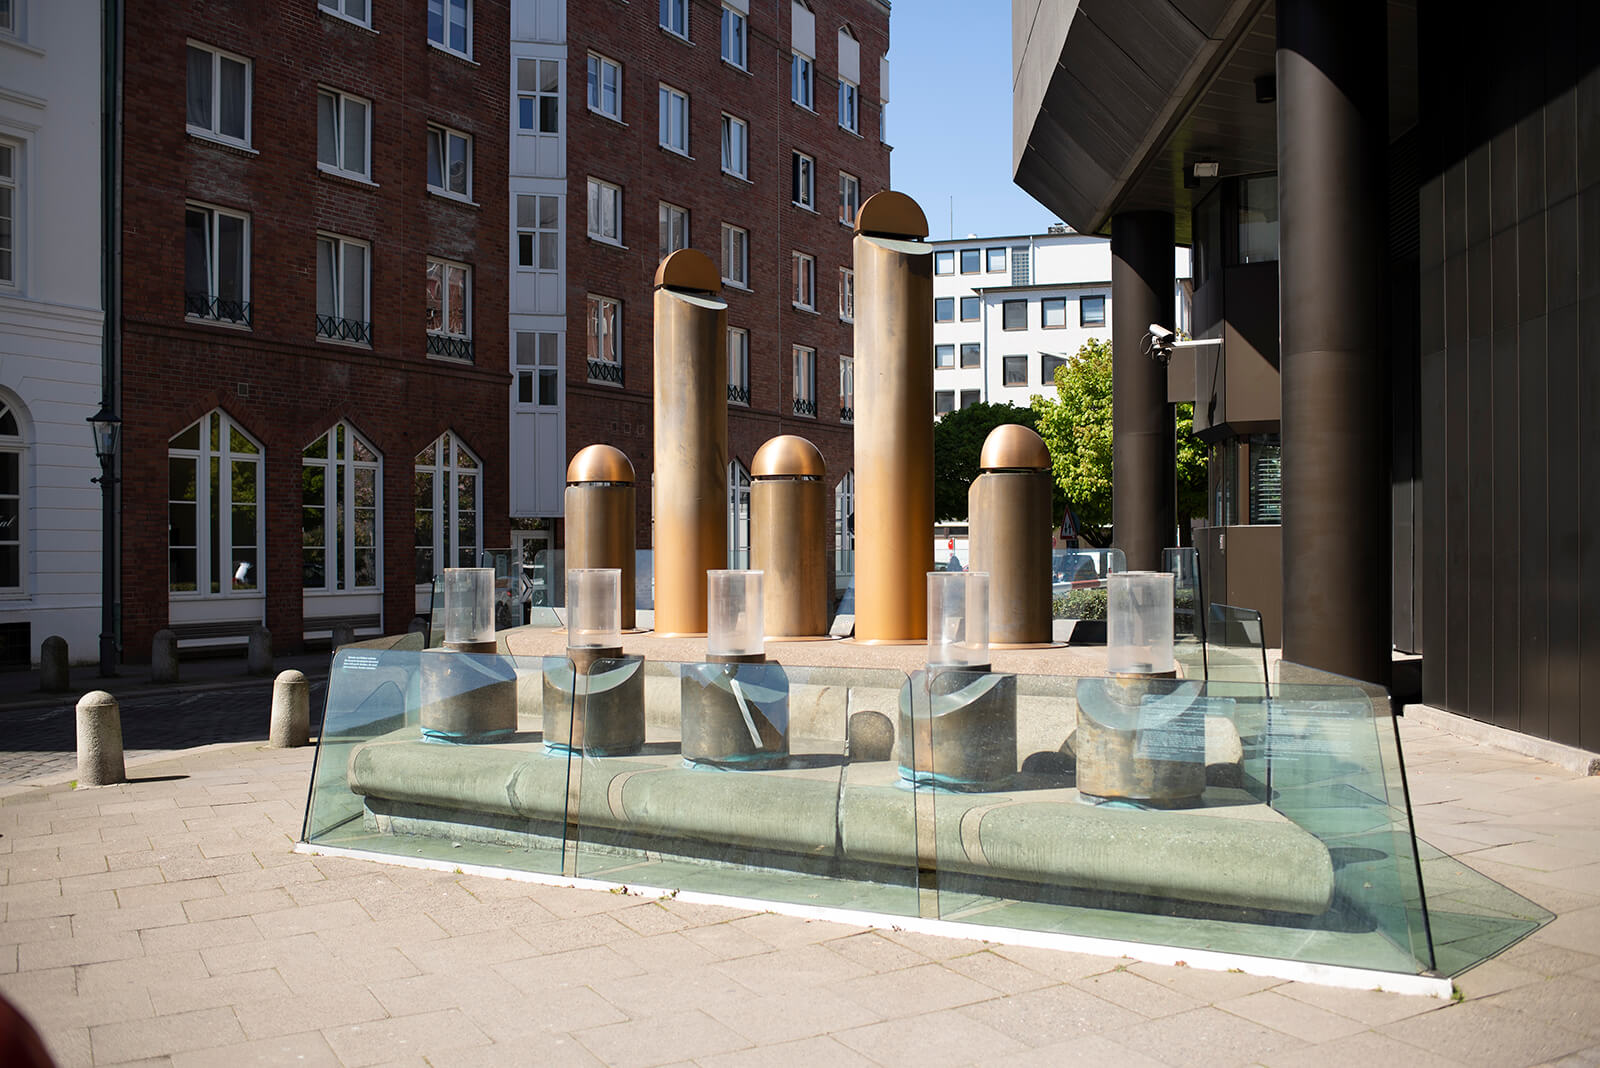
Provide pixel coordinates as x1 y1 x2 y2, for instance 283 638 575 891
564 445 636 631
544 567 643 755
420 567 515 744
750 435 828 638
682 569 788 768
1106 571 1176 677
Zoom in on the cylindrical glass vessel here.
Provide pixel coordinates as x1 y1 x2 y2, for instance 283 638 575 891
707 570 764 658
927 570 990 669
567 568 622 650
442 567 496 645
1107 571 1175 674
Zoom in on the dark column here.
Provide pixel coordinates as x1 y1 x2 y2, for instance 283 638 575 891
1277 0 1389 685
1111 211 1176 572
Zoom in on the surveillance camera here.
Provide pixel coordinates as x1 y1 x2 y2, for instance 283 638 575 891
1148 323 1176 346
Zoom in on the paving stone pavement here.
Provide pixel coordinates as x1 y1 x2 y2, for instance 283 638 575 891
0 711 1596 1067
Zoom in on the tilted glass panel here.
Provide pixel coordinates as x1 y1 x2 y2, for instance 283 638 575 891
1204 603 1269 688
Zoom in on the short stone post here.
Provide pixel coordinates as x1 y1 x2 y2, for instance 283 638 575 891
330 622 356 650
76 690 126 786
151 629 179 684
269 669 310 747
407 616 429 636
40 636 70 693
247 624 273 676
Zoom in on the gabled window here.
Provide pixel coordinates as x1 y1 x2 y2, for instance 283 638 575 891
791 53 813 109
659 0 688 39
659 201 690 260
792 346 816 417
414 431 479 582
318 0 369 27
317 87 370 180
658 84 689 154
721 113 748 178
720 5 747 68
721 224 749 287
184 203 251 326
315 233 371 344
169 411 263 596
186 42 251 147
515 331 560 407
587 178 622 244
426 124 471 200
425 258 472 360
727 326 750 405
587 53 622 121
792 251 815 310
517 194 560 270
428 0 471 57
517 59 560 134
838 267 854 321
791 151 814 209
302 422 381 592
838 172 859 227
586 294 622 384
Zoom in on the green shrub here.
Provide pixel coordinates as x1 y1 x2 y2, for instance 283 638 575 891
1053 587 1107 620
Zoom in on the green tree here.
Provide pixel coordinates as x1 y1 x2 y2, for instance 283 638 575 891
1029 337 1206 547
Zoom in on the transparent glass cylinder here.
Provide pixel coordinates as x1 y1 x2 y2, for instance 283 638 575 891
442 567 496 645
567 568 622 649
707 570 764 658
927 570 989 669
1107 571 1175 675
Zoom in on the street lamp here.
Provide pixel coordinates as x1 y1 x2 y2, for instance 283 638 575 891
87 404 121 676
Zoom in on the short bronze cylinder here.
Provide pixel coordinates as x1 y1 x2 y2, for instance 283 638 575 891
968 425 1054 645
750 435 828 638
853 192 934 641
565 445 637 631
542 649 645 756
896 668 1017 789
1073 676 1204 808
680 662 790 767
418 647 517 743
652 250 728 636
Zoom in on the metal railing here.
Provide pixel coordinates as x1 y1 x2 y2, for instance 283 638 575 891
839 405 854 423
588 359 623 385
316 314 373 344
727 384 750 405
792 397 816 417
185 291 252 327
426 332 474 361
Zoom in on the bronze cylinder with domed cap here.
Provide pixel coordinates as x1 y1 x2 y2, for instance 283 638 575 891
852 192 935 642
968 424 1054 645
751 435 827 638
564 444 636 631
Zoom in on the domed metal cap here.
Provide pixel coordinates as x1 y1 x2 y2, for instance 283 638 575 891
654 248 721 293
979 424 1050 472
751 435 825 479
567 444 635 484
854 191 928 239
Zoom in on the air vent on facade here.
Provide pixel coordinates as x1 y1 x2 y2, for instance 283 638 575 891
1010 247 1030 286
237 383 250 397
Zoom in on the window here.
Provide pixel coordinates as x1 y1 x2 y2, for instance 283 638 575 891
960 296 979 322
659 0 688 39
720 114 748 178
169 411 262 596
587 178 621 244
0 398 24 590
839 172 859 227
959 389 981 409
834 470 855 576
838 79 859 133
728 461 751 568
315 234 370 344
426 124 471 200
317 88 370 180
586 294 622 384
515 331 560 407
1011 246 1030 285
0 143 14 286
658 84 690 154
658 201 690 260
302 423 380 592
1041 297 1066 329
721 5 746 67
586 53 621 121
791 53 814 108
959 342 980 369
934 297 953 323
1002 355 1027 386
934 344 954 369
1040 353 1065 385
517 194 560 270
184 203 250 326
428 0 470 56
838 267 854 321
838 356 854 422
1250 434 1283 523
791 151 814 209
1238 176 1279 264
186 42 251 146
934 391 954 415
414 431 479 583
1001 299 1027 330
986 248 1006 273
424 258 472 360
792 251 814 310
934 250 954 275
1080 295 1106 327
792 346 816 416
517 59 560 134
959 248 980 274
727 326 749 404
318 0 369 26
721 224 749 287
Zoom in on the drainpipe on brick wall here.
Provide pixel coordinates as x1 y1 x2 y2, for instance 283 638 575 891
98 0 123 675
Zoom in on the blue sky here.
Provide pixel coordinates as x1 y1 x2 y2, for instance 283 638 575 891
887 1 1062 240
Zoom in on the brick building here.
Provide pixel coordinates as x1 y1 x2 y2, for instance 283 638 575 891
507 0 891 594
119 0 510 660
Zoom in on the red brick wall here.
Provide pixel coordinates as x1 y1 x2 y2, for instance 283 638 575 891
119 0 510 660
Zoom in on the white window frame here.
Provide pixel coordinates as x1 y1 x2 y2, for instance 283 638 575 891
0 141 16 289
986 247 1007 273
659 201 690 260
838 78 859 133
586 294 623 383
838 355 854 423
728 326 750 405
838 267 854 322
587 52 622 121
658 84 690 155
720 113 748 179
720 5 747 69
791 52 813 109
168 411 264 599
426 123 472 201
302 422 383 594
428 0 472 58
721 223 749 288
317 86 371 181
184 201 251 326
839 171 859 227
587 178 622 245
517 58 561 135
659 0 688 40
792 251 815 311
1041 297 1067 329
414 431 480 585
315 232 371 345
792 345 816 417
425 257 472 347
186 41 252 148
792 151 814 209
935 344 954 369
728 460 751 567
318 0 370 29
0 397 26 593
515 330 562 409
934 250 954 275
517 193 561 272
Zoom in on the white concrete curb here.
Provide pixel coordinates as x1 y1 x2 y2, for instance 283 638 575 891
1403 704 1600 776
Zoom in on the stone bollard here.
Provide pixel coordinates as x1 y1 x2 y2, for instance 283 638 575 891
151 629 179 684
330 623 356 651
247 624 273 676
76 690 126 786
407 616 429 636
269 669 310 747
40 636 70 693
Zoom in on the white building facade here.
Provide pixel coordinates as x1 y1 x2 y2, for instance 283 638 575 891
0 0 107 665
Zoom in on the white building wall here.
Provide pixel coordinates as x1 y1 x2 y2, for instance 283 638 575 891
0 0 107 664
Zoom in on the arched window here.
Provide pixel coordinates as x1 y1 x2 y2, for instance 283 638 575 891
0 398 25 592
169 411 263 596
833 469 854 578
414 431 480 583
303 422 381 592
727 459 750 568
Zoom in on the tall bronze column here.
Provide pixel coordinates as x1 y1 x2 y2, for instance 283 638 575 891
564 444 636 631
853 192 934 641
652 249 728 636
968 425 1053 645
750 435 827 638
1111 211 1176 573
1277 0 1389 686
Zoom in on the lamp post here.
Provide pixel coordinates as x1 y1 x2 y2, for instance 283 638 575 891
87 405 120 677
